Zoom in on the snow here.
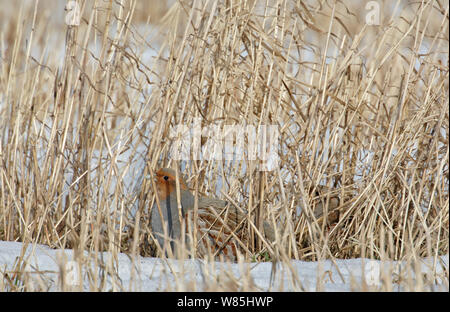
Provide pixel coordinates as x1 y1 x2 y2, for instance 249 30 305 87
0 241 447 291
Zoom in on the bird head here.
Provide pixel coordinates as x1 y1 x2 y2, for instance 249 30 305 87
154 168 190 200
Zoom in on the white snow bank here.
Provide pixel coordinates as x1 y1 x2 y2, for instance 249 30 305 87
0 241 447 291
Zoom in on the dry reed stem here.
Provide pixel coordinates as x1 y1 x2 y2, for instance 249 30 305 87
0 0 447 291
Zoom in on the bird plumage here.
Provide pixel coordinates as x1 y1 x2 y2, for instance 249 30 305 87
150 168 274 260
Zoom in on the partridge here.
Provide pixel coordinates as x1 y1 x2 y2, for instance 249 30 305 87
150 168 275 259
306 185 341 225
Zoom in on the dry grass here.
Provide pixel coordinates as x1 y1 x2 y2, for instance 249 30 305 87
0 0 448 291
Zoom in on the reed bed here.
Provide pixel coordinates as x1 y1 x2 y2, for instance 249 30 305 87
0 0 448 291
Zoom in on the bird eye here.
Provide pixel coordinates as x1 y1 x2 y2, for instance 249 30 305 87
163 176 169 181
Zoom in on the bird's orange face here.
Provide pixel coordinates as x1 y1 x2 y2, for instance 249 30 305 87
154 168 189 200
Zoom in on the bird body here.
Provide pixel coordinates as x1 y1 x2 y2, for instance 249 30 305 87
309 185 341 224
150 168 274 259
150 168 194 248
